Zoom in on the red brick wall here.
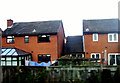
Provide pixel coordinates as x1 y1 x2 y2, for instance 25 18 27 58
2 26 65 63
57 23 65 58
84 34 120 64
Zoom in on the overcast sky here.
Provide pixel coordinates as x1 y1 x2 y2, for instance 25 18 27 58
0 0 119 36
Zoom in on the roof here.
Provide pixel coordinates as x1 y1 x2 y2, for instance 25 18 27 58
2 20 63 36
83 19 119 34
64 36 84 54
1 47 31 56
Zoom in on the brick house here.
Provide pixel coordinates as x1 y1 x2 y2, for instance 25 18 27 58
2 19 65 66
83 19 120 65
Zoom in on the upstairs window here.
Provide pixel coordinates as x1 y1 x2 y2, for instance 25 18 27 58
38 35 50 42
38 55 51 63
108 33 118 42
93 34 98 41
7 36 15 43
25 36 29 43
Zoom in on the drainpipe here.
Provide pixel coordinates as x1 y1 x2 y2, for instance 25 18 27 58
104 50 107 65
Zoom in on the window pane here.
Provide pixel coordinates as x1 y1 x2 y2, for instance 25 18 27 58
12 61 17 66
114 34 117 41
19 57 21 60
1 58 5 60
94 34 97 40
6 61 11 66
110 55 115 65
1 61 5 66
96 54 100 59
25 36 29 43
92 54 95 58
19 61 21 66
12 57 17 60
109 35 112 41
6 57 11 60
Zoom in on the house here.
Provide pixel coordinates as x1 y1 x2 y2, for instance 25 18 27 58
83 19 120 65
2 19 65 66
64 36 84 57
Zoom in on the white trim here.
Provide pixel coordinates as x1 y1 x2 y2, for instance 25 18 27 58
108 33 118 42
83 36 85 52
91 53 101 62
93 34 98 41
108 53 120 65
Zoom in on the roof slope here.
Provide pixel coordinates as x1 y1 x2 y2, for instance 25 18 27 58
83 19 119 34
64 36 84 54
1 47 31 56
3 20 62 36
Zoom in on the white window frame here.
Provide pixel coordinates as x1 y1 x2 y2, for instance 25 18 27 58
93 34 98 41
108 33 118 42
108 53 120 65
91 53 101 62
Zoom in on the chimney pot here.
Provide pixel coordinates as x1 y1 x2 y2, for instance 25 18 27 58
7 19 13 27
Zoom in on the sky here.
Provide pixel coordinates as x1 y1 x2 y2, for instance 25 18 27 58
0 0 119 36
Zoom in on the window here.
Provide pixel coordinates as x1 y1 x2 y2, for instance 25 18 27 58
25 36 29 43
38 55 51 62
7 36 15 43
109 53 120 65
108 33 118 42
93 34 98 41
91 53 101 62
38 35 50 42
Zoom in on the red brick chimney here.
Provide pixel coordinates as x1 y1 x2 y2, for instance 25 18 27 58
7 19 13 27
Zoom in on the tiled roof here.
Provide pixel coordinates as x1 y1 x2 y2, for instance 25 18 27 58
2 20 62 36
83 19 119 34
1 47 31 56
64 36 84 54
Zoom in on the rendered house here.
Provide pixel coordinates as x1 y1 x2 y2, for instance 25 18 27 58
64 36 84 57
83 19 120 65
2 19 65 66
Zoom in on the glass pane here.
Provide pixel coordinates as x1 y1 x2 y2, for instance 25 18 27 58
1 61 5 66
25 36 29 38
96 54 99 59
110 55 115 65
12 61 17 66
13 52 18 55
2 49 6 52
22 57 24 59
114 34 117 41
6 57 11 60
6 61 11 66
116 55 120 65
7 36 12 38
94 34 97 40
19 57 21 60
92 54 95 58
19 61 21 66
12 57 17 60
7 49 15 55
1 57 5 60
1 49 11 55
109 35 112 41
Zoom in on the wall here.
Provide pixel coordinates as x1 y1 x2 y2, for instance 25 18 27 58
57 23 65 58
84 34 120 64
2 35 58 62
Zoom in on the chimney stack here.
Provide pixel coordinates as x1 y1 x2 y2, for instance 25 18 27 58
7 19 13 27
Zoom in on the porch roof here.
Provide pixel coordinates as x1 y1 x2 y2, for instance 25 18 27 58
1 47 31 56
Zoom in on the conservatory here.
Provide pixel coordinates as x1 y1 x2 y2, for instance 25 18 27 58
1 47 32 66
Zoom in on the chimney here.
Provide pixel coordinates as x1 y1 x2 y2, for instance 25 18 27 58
7 19 13 27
